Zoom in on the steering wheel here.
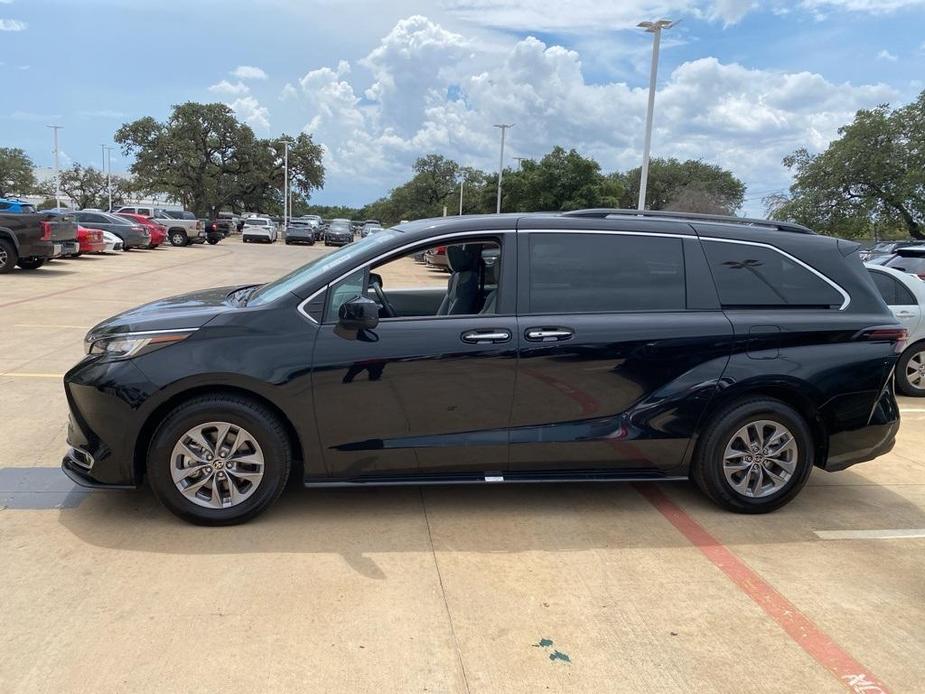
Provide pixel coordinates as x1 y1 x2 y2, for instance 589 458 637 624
370 275 396 318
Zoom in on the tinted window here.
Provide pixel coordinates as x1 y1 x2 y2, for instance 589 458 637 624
0 202 9 210
528 233 685 313
703 241 843 308
870 270 916 306
79 212 107 223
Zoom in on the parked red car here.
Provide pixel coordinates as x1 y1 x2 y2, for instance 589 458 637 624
72 226 105 256
116 213 167 248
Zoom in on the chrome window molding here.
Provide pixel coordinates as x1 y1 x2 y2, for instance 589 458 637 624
525 228 851 311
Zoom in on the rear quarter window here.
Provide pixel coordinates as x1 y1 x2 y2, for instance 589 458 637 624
703 241 844 308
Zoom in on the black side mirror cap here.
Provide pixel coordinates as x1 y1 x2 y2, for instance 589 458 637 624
338 295 380 331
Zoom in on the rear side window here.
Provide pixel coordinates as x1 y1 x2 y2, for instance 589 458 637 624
703 241 843 308
528 233 685 313
870 270 916 306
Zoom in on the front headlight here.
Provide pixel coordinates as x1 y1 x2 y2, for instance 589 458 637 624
85 331 191 359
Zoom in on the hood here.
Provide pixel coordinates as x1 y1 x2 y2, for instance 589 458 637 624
87 285 245 340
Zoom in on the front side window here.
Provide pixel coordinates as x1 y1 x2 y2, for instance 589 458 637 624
527 233 685 314
323 238 501 321
703 241 844 308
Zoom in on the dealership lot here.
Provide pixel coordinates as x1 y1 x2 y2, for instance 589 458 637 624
1 238 924 693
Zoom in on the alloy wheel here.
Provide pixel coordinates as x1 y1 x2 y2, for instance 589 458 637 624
170 421 265 509
905 351 925 390
722 419 798 498
0 246 7 268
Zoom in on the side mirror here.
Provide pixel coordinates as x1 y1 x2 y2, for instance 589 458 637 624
338 295 380 330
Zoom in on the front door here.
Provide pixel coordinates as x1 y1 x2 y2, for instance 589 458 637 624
311 232 517 479
509 230 733 475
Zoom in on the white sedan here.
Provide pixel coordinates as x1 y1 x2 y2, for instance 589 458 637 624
99 230 124 253
866 263 925 395
242 217 278 243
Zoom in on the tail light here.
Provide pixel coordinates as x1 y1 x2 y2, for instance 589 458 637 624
40 221 52 240
434 246 446 255
210 224 217 231
854 326 908 353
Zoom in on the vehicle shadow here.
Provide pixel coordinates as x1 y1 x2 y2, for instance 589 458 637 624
56 469 925 579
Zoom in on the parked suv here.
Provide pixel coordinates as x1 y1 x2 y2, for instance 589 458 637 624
62 209 904 525
242 216 277 243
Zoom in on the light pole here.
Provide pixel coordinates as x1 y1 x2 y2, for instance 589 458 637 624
48 125 63 208
458 175 465 215
637 19 673 211
277 139 293 228
103 145 114 210
494 123 513 214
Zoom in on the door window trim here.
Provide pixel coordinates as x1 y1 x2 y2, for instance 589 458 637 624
297 230 514 324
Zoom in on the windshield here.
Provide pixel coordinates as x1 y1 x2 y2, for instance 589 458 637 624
248 229 399 307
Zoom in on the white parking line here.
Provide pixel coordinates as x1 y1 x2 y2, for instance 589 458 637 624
814 529 925 540
899 408 925 413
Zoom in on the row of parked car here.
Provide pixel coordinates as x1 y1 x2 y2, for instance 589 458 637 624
239 214 384 246
0 198 226 273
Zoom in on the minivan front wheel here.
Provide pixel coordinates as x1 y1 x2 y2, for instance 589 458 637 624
147 395 291 525
692 398 813 513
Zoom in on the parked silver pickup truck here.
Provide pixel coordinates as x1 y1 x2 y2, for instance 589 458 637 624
113 206 204 246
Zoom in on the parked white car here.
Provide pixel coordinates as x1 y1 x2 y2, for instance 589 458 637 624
242 217 278 243
99 230 124 253
866 263 925 396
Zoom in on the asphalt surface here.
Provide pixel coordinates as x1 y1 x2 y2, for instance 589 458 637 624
1 236 923 693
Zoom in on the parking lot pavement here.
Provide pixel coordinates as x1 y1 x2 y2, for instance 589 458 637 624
1 237 924 693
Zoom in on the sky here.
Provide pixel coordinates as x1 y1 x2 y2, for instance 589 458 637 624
1 0 924 214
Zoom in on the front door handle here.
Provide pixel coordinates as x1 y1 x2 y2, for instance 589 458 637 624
461 329 511 344
525 327 574 342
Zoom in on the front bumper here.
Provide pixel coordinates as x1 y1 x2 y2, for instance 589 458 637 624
326 236 352 245
63 357 157 487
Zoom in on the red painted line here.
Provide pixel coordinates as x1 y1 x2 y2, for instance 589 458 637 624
636 484 890 694
0 248 234 310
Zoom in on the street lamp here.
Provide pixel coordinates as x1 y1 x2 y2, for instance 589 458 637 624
277 139 294 228
637 19 674 211
458 174 465 215
101 145 114 211
48 125 63 208
512 156 529 169
493 123 514 214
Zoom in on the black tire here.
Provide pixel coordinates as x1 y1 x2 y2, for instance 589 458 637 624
897 342 925 397
691 398 813 514
16 257 46 270
0 238 18 273
170 230 188 247
285 240 291 245
207 238 218 245
147 395 292 525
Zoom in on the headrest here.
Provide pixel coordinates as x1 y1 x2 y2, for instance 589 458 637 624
447 244 481 272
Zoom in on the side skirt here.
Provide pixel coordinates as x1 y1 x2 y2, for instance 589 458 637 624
304 470 688 488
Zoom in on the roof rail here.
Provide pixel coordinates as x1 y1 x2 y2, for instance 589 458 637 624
560 208 814 234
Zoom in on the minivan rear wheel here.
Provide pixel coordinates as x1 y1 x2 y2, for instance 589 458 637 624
147 395 291 525
691 398 813 513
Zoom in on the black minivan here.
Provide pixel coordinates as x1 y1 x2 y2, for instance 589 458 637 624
63 210 904 525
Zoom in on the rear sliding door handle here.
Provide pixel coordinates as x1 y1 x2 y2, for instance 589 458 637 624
525 327 574 342
461 329 512 344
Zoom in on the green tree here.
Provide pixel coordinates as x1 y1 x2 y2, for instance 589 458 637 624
57 163 139 210
771 91 925 239
0 147 37 198
504 147 623 212
621 158 745 213
114 102 325 216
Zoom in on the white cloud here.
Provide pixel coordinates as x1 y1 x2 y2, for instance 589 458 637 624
291 16 897 210
78 109 127 119
230 96 270 130
231 65 268 80
877 49 898 61
280 83 298 101
208 79 250 96
9 111 62 122
0 18 27 31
